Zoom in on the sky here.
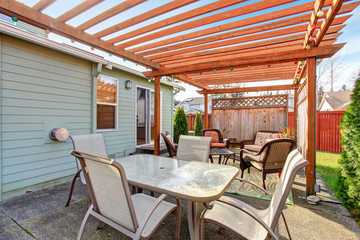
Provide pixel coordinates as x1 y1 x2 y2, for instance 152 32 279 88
15 0 360 101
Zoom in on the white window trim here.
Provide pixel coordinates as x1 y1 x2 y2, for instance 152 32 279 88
96 74 119 132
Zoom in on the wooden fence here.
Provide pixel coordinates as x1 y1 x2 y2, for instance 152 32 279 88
187 111 344 153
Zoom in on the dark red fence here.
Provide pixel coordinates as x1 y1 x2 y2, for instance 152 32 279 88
187 111 344 153
288 111 344 153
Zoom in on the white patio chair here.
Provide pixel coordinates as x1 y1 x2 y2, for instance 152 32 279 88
71 151 181 240
201 149 309 240
66 134 108 206
176 135 212 162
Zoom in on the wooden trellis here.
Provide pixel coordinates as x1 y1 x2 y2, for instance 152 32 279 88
213 95 288 110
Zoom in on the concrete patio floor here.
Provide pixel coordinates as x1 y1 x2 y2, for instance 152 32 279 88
0 168 359 240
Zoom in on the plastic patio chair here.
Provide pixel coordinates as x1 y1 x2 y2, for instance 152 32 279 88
71 151 181 240
176 135 211 162
161 133 177 157
239 138 297 189
66 134 108 206
201 149 308 240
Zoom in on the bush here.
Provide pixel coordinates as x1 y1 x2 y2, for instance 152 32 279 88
173 107 188 144
194 112 204 136
338 74 360 210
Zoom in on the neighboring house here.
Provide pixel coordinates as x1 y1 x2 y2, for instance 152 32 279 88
175 96 212 114
0 21 183 200
318 90 352 111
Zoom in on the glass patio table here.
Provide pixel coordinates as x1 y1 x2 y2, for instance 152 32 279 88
115 154 239 240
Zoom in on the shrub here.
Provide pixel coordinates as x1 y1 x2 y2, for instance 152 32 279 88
194 112 204 136
173 107 188 144
338 74 360 210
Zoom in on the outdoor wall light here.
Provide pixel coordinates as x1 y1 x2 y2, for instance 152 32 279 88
125 80 132 89
49 128 69 142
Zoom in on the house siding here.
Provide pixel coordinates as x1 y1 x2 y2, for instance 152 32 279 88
0 34 174 199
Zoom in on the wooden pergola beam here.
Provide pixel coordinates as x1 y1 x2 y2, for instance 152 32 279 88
77 0 147 31
33 0 56 11
145 43 344 76
315 0 345 46
93 0 199 38
172 75 210 90
57 0 105 23
303 0 326 48
197 84 294 94
130 0 337 53
0 0 160 69
108 0 250 44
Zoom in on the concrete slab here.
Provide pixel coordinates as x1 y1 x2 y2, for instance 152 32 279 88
0 168 359 240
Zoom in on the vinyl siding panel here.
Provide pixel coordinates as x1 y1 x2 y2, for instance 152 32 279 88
0 34 174 199
1 35 92 199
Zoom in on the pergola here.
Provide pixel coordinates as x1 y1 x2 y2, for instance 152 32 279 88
1 0 358 195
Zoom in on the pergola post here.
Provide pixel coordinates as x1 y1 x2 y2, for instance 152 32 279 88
204 93 208 129
293 86 298 132
154 76 161 156
306 57 316 195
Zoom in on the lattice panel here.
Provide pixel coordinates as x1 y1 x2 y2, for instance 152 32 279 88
212 95 288 110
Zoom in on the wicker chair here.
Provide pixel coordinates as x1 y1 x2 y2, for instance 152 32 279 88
201 129 230 149
201 149 308 240
71 151 181 240
161 133 177 157
239 138 296 189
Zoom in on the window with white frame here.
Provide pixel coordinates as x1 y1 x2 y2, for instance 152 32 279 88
97 75 118 131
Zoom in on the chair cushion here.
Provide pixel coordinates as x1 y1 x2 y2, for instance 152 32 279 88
204 131 220 143
210 143 226 148
243 153 263 170
244 144 262 152
254 132 281 146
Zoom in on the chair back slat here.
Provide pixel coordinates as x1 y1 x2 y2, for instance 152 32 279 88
177 135 211 162
161 133 177 157
268 149 309 229
73 151 138 232
70 134 108 184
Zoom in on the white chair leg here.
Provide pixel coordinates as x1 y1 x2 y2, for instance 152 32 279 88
76 206 92 240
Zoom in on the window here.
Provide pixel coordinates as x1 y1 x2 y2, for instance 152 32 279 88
97 75 118 131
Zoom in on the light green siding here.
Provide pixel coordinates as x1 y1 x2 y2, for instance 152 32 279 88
0 34 174 199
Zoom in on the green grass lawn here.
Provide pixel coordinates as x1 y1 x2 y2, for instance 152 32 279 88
316 151 342 199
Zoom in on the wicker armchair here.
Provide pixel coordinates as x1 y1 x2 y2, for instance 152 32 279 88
239 138 296 189
201 128 230 149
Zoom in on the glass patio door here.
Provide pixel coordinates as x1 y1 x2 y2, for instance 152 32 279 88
137 87 157 146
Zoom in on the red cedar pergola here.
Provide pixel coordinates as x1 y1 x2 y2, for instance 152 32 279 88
1 0 358 195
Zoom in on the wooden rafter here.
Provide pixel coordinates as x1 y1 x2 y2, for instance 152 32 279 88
130 0 336 53
107 0 250 44
303 0 326 48
77 0 147 31
93 0 199 38
33 0 56 11
116 0 296 48
315 0 345 46
57 0 105 23
197 85 295 94
144 43 345 76
173 75 210 90
0 0 159 69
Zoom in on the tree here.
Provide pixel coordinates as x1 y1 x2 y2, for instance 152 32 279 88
173 107 188 143
338 71 360 210
317 85 325 109
194 112 204 136
341 84 347 91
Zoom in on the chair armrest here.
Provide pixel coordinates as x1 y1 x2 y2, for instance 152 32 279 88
217 196 279 240
239 139 255 149
136 194 176 237
238 149 264 163
223 138 230 148
234 177 273 198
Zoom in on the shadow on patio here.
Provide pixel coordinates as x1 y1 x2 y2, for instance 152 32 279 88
1 168 359 240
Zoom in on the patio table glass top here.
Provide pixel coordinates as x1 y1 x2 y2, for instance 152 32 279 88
115 154 239 202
